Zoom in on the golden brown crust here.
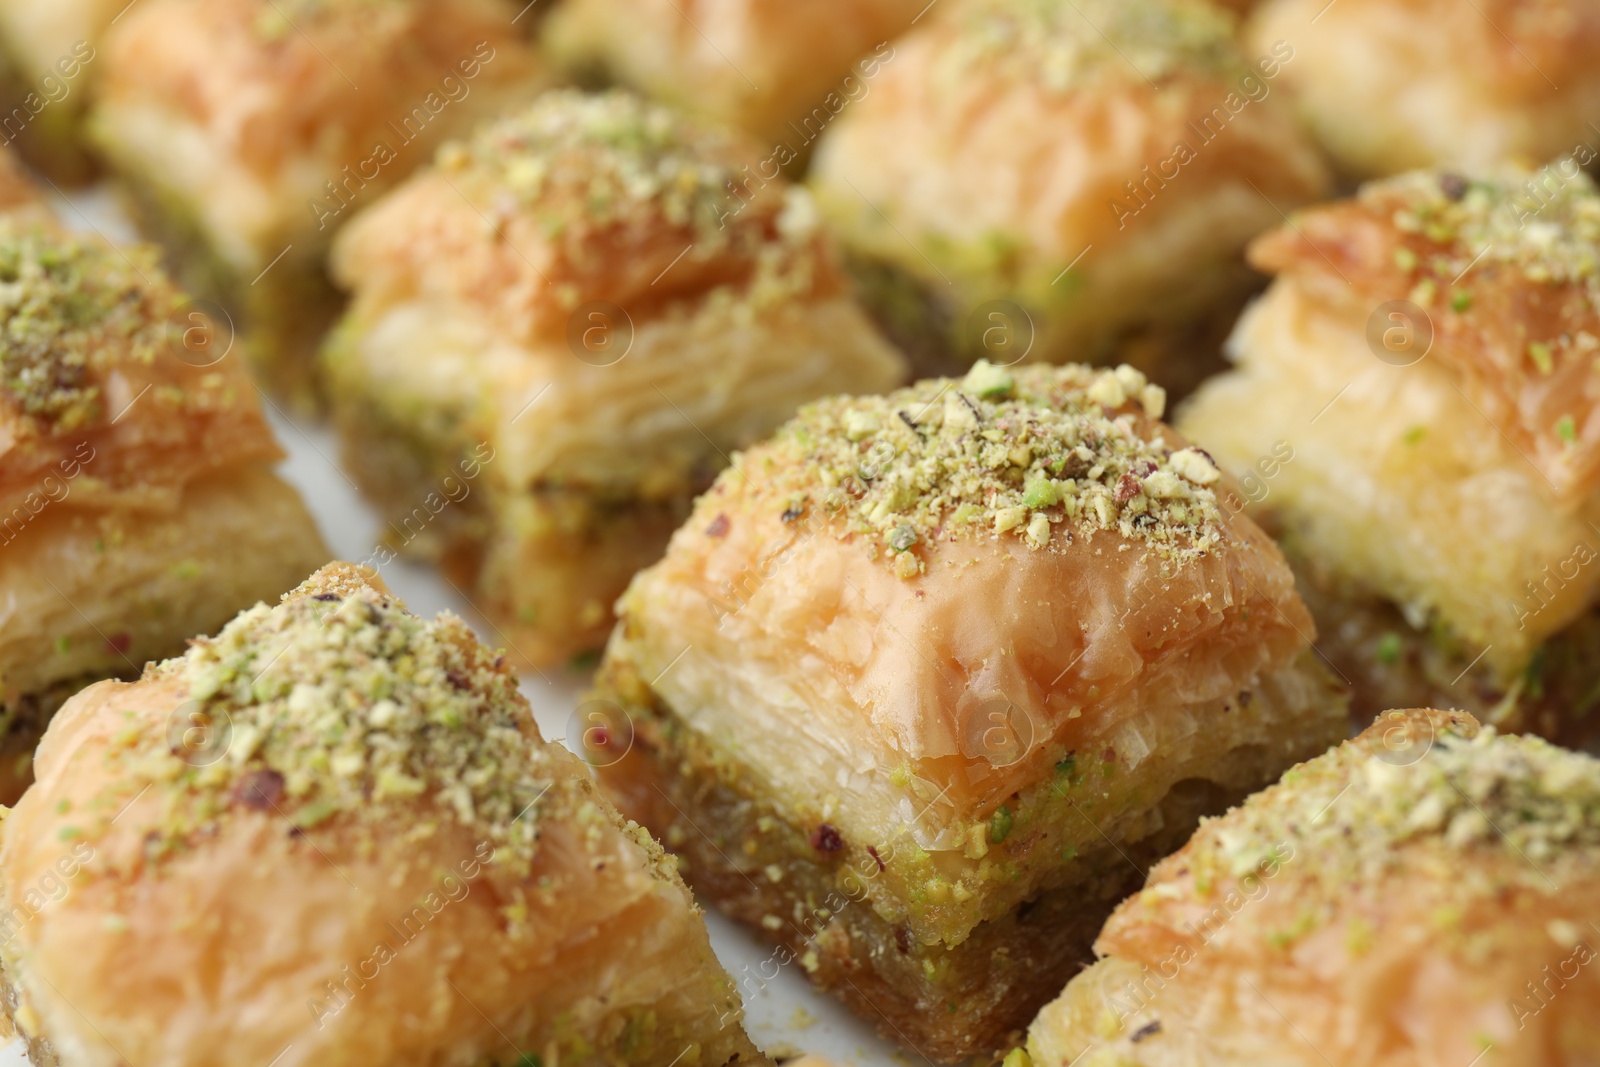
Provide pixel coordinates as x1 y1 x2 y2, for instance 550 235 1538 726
0 222 281 519
617 363 1314 810
332 89 843 343
0 466 330 804
1250 0 1600 177
1251 167 1600 507
325 90 908 668
544 0 924 146
96 0 544 180
809 0 1328 368
0 563 761 1067
1029 709 1600 1067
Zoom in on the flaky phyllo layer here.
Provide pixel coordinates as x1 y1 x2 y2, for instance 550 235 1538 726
1182 166 1600 693
1027 709 1600 1067
323 90 906 665
0 565 759 1067
600 361 1347 946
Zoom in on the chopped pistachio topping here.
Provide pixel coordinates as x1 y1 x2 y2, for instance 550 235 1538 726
253 0 406 38
943 0 1242 93
438 89 769 250
752 362 1224 567
1375 168 1600 289
116 568 553 870
0 224 175 431
1189 716 1600 899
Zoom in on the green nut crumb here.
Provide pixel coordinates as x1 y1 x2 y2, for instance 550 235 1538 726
989 804 1013 844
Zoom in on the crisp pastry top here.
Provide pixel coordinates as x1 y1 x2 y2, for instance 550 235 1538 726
936 0 1242 92
333 88 841 342
1254 166 1600 507
91 564 551 870
98 0 543 168
0 220 279 513
613 362 1312 808
95 0 548 245
543 0 926 145
1254 0 1600 106
0 564 725 1066
1114 709 1600 924
809 0 1327 303
1035 708 1600 1065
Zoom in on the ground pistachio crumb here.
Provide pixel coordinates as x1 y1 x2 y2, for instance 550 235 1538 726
1185 714 1600 905
1373 167 1600 292
0 221 177 431
435 88 824 310
945 0 1243 94
749 361 1225 569
108 566 555 873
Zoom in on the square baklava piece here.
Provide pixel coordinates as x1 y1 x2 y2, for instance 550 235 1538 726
1180 165 1600 745
545 0 922 155
322 89 908 668
0 563 761 1067
808 0 1329 388
0 212 327 803
592 362 1347 1060
1250 0 1600 180
86 0 553 405
1027 708 1600 1067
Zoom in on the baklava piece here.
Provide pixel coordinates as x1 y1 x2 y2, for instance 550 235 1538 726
0 0 116 183
1180 166 1600 744
0 220 327 804
808 0 1328 388
544 0 922 155
592 362 1348 1061
1027 708 1600 1067
322 89 907 669
87 0 553 405
1250 0 1600 180
0 563 762 1067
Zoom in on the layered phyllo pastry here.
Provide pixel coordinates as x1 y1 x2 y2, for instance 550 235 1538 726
1180 166 1600 743
1026 708 1600 1067
86 0 553 406
591 362 1349 1060
808 0 1329 388
544 0 922 155
0 219 327 804
0 563 762 1067
1250 0 1600 180
0 0 117 183
322 89 907 669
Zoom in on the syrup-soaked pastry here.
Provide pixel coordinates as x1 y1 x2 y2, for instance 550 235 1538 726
591 361 1348 1061
1180 165 1600 744
86 0 554 406
1026 708 1600 1067
322 89 907 669
0 218 328 804
0 563 762 1067
808 0 1329 389
0 0 116 183
544 0 922 154
1249 0 1600 180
